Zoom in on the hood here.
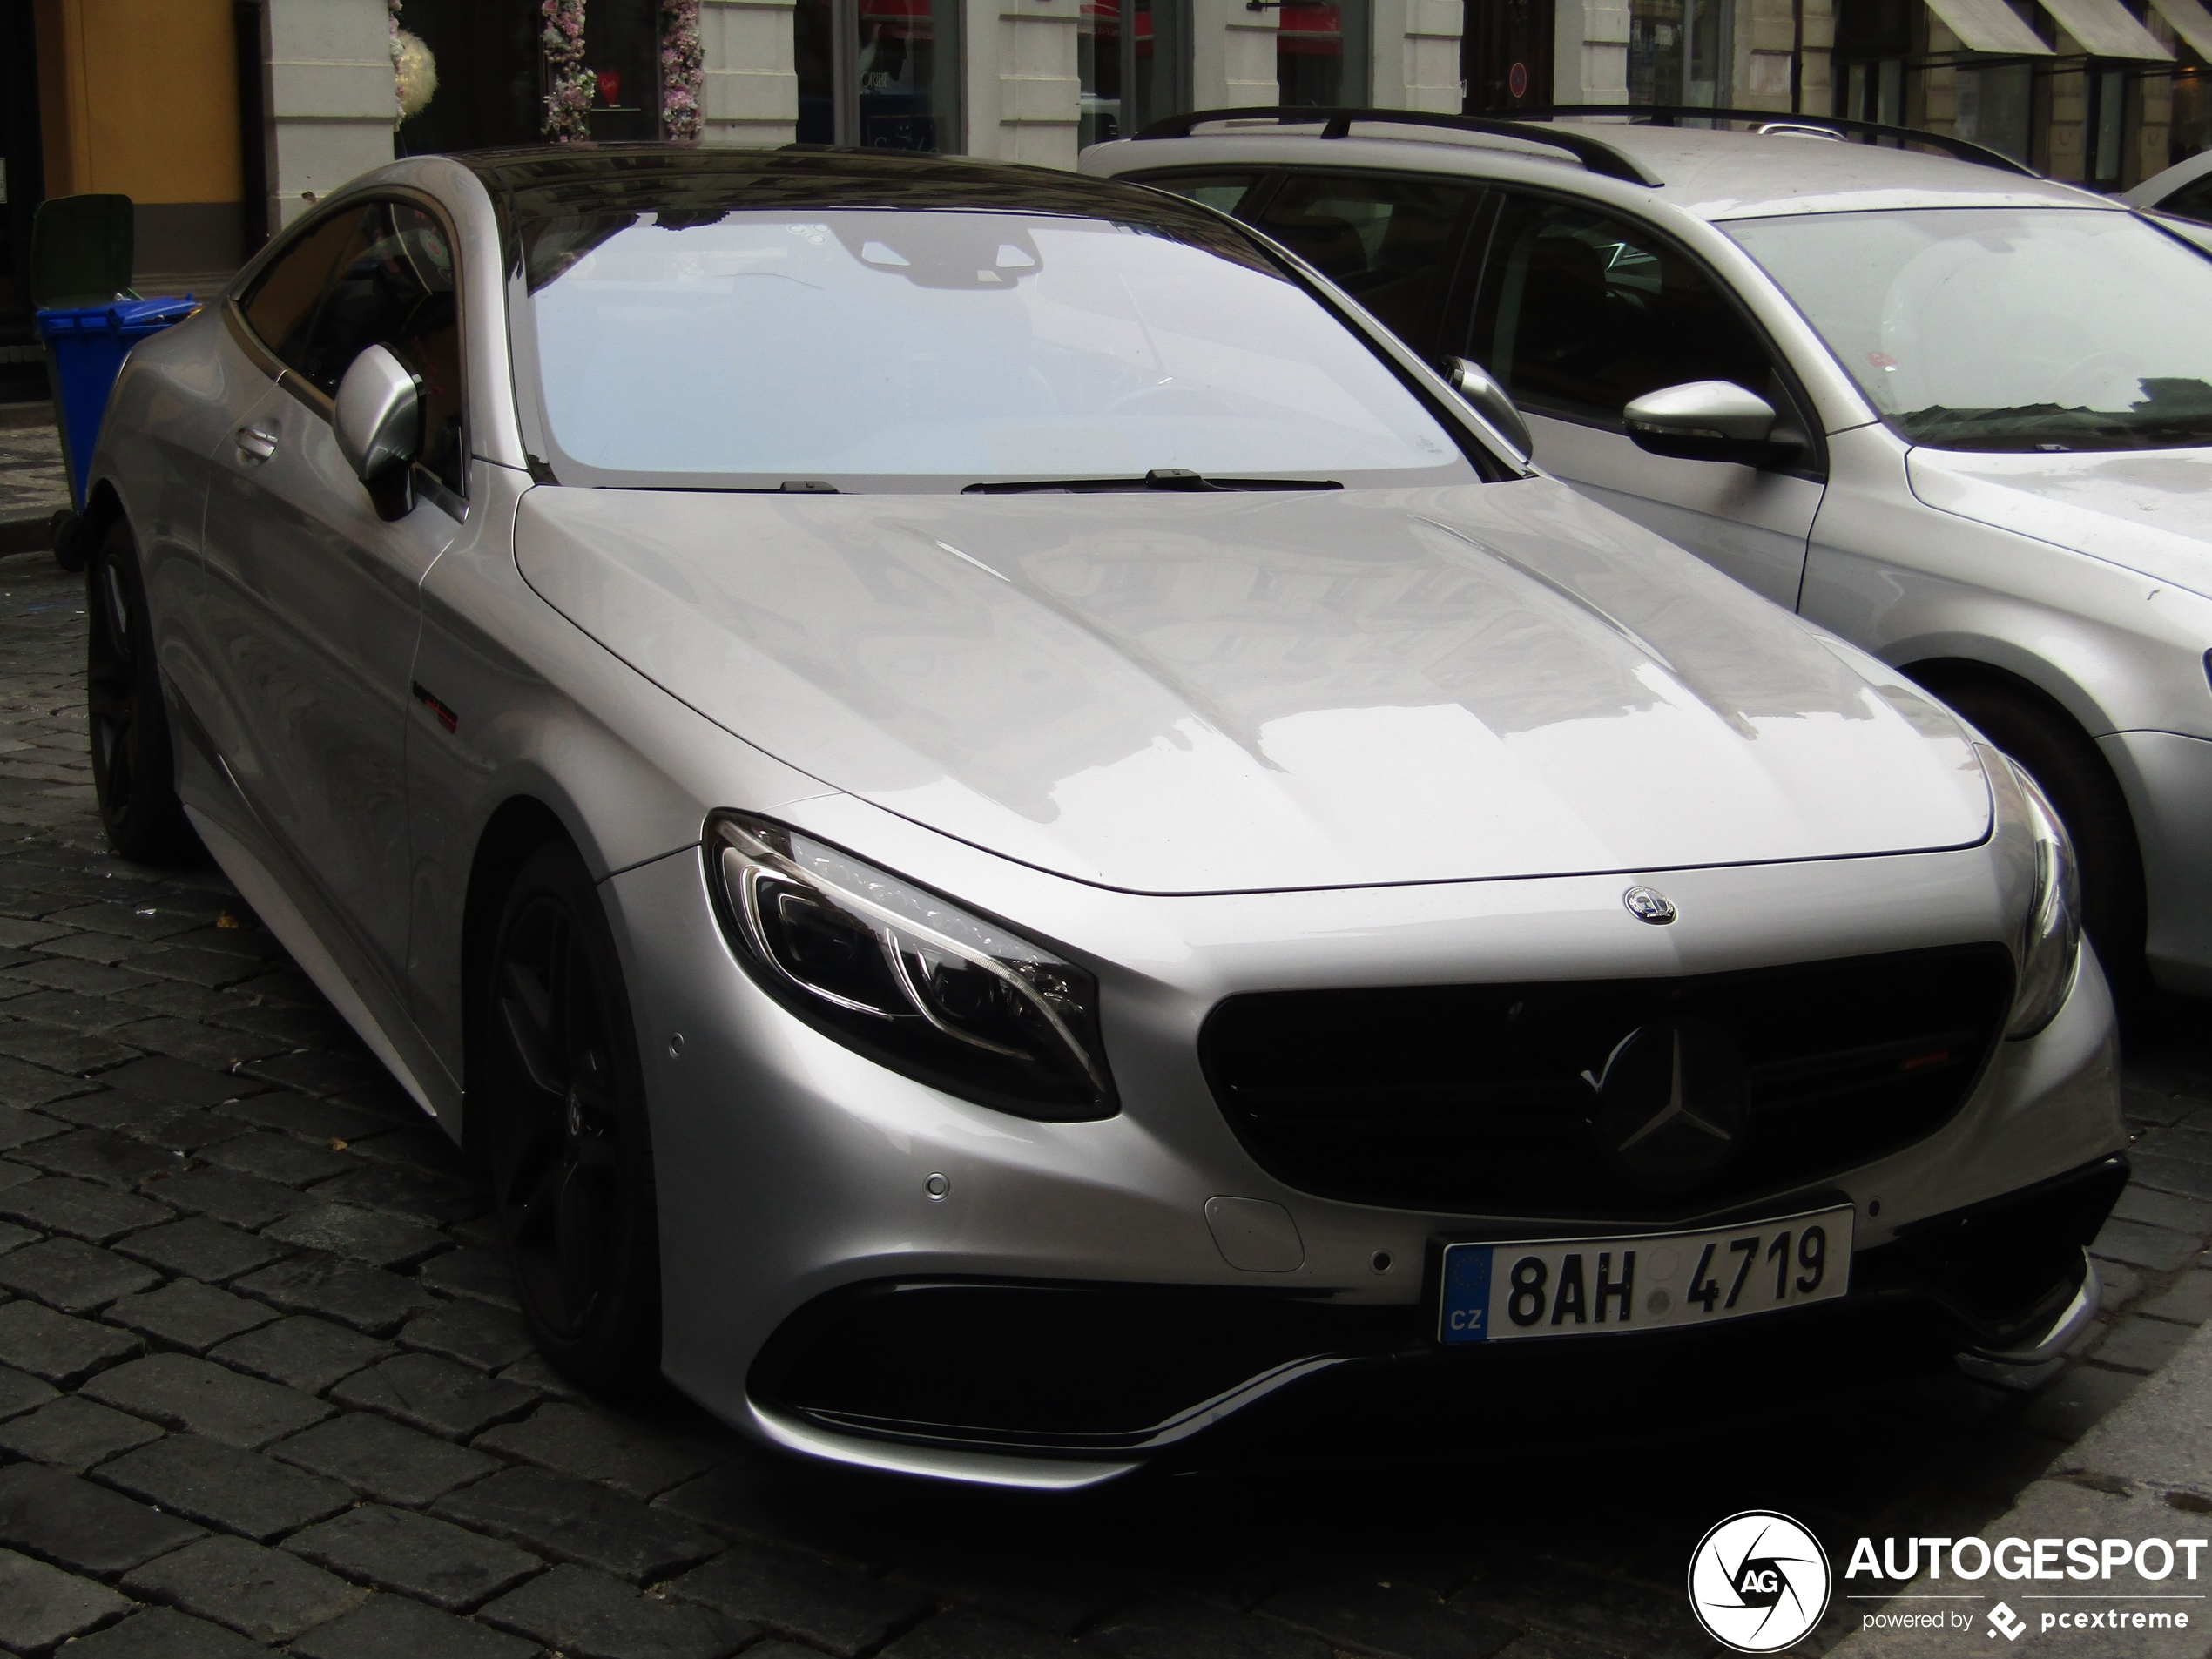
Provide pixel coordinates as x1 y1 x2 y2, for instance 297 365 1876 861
1907 444 2212 598
516 481 1989 894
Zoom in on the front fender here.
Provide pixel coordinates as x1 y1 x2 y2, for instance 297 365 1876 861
1803 423 2212 743
404 464 832 1091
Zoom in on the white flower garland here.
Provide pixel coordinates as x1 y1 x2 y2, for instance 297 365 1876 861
389 1 436 127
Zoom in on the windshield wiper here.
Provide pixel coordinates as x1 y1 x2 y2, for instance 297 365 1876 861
964 469 1343 496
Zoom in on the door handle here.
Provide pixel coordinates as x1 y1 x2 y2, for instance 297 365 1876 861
235 426 278 462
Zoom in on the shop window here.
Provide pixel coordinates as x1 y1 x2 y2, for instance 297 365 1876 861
1080 0 1188 146
2173 67 2212 165
392 0 546 152
799 0 963 150
576 0 663 141
1841 59 1905 124
1278 0 1370 107
1462 0 1555 111
1629 0 1730 105
2091 66 2128 184
1955 64 2034 159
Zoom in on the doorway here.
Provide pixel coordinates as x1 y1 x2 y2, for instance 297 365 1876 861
1 0 43 399
394 0 543 153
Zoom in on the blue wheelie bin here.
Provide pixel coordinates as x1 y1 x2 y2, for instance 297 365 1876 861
37 296 199 517
28 192 196 570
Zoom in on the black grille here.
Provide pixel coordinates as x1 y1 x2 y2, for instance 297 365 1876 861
1199 946 2015 1221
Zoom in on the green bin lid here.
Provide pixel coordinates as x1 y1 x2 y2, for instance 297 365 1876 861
30 194 136 310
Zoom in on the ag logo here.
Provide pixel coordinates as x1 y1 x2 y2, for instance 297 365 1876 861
1687 1511 1831 1652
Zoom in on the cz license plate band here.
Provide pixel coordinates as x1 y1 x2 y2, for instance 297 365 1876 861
1437 1204 1855 1345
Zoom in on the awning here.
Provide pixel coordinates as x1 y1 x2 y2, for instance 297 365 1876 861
2039 0 2175 56
1924 0 2053 55
2146 0 2212 59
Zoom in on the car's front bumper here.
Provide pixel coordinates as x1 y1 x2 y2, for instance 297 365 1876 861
604 827 2127 1488
730 1155 2123 1486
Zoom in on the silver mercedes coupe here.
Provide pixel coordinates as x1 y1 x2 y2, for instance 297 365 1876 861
78 145 2126 1488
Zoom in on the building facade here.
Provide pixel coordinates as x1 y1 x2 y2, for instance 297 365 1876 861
3 0 2208 398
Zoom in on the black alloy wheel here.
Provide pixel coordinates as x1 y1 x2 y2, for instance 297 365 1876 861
86 517 193 860
483 840 662 1393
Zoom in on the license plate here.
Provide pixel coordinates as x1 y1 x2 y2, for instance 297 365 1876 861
1437 1204 1853 1344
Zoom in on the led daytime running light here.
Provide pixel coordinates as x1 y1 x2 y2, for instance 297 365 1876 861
707 814 1114 1116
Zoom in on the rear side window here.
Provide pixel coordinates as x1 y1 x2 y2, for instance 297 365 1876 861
2157 172 2212 226
1254 172 1475 354
239 212 362 373
1466 194 1775 427
1129 172 1265 216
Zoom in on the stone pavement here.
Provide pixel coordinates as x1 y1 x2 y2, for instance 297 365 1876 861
0 423 66 558
1833 1313 2212 1659
3 526 2212 1659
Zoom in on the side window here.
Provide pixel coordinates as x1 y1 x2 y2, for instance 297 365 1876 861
2157 173 2212 226
300 202 466 495
239 211 368 375
1129 172 1265 217
1467 195 1777 428
1253 172 1475 354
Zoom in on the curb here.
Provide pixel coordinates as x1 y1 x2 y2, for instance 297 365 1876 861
0 511 57 556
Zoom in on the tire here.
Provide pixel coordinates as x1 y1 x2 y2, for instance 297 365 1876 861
87 517 194 861
480 838 663 1395
1917 670 2148 1001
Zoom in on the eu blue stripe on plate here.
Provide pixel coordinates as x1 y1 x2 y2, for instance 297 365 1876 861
1440 1245 1493 1344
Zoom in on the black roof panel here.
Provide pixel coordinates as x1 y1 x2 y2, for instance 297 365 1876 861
453 143 1239 273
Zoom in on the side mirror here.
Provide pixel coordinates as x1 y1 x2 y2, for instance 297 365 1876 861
334 344 422 520
1441 356 1534 463
1622 381 1801 468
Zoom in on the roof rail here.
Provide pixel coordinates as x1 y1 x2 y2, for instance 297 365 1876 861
1488 105 2040 179
1129 107 1668 187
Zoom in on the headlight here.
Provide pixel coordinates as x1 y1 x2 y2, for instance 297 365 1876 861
705 813 1116 1119
1999 755 2082 1039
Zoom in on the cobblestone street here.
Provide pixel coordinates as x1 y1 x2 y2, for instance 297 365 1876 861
1 532 2210 1659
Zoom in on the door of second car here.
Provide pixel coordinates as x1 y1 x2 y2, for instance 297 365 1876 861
1455 193 1824 608
201 198 468 997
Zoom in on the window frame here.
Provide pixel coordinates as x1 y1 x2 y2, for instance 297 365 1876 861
224 186 474 517
1462 185 1829 483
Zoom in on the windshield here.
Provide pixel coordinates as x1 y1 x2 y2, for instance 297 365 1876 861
1723 207 2212 452
514 208 1477 490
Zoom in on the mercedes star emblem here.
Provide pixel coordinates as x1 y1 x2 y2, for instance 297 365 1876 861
1584 1019 1750 1191
1623 886 1677 924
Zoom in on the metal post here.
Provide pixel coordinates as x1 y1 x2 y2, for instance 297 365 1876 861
833 0 860 145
